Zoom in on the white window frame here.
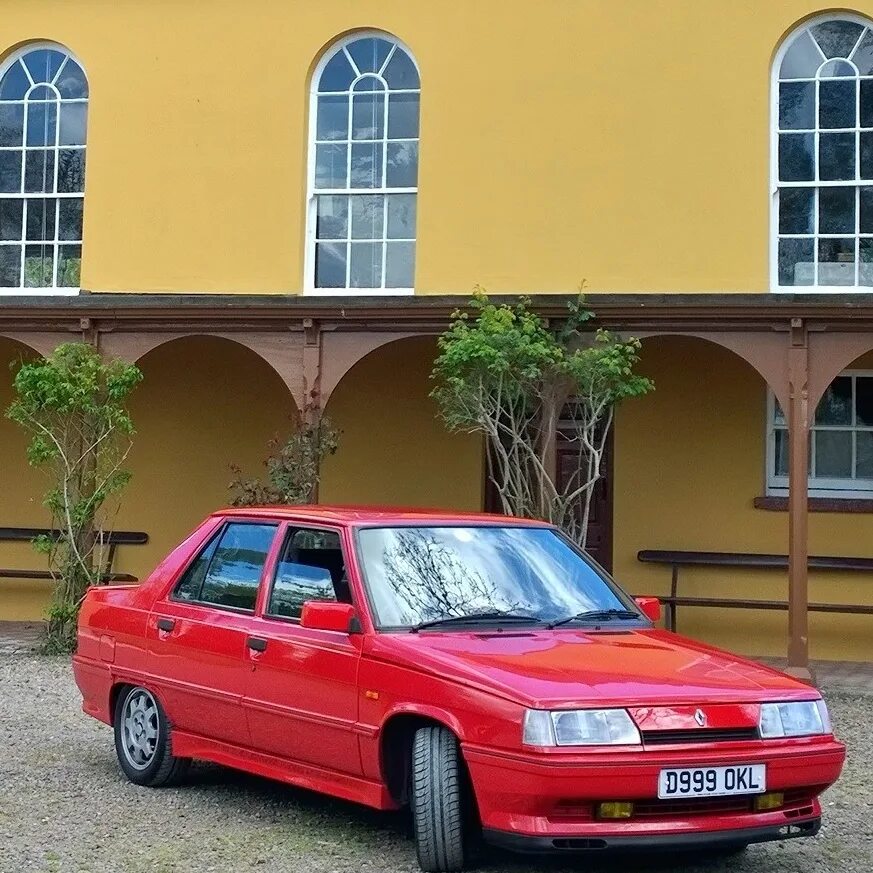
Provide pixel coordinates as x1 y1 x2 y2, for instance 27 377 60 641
303 30 419 296
766 369 873 497
770 12 873 293
0 41 87 297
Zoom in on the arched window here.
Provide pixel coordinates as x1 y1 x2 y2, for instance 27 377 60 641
773 15 873 289
307 33 419 294
0 43 87 293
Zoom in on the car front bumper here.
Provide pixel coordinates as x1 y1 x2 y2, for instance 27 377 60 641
463 738 844 847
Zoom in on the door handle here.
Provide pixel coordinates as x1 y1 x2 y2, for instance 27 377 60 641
156 617 175 632
247 636 268 653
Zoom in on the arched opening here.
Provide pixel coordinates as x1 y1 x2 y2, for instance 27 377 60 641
0 336 48 621
320 336 482 509
114 336 298 583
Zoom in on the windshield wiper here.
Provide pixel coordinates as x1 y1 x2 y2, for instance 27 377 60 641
548 608 640 629
410 611 544 633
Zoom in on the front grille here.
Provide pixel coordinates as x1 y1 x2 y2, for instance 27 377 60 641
642 727 760 745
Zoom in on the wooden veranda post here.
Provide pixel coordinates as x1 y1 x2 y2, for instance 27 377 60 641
787 318 811 676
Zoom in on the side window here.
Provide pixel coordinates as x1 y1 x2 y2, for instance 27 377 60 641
174 522 277 611
267 527 350 620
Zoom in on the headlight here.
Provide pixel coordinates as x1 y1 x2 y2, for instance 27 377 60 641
523 708 641 746
759 699 830 738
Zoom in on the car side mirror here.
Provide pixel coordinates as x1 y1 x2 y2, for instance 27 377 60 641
634 596 661 624
300 601 360 633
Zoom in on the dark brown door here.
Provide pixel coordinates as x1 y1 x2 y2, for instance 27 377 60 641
482 429 614 571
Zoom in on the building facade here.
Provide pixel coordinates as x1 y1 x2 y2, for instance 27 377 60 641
1 1 873 668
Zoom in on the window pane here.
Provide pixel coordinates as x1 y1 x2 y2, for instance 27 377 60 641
388 93 420 139
0 61 29 100
811 20 864 58
861 132 873 179
352 76 383 93
819 186 855 233
55 59 87 99
351 194 384 239
387 193 416 238
778 237 814 285
774 428 788 476
314 143 347 189
346 37 393 75
25 198 56 241
199 522 277 611
385 241 414 287
0 104 24 147
268 528 345 619
779 133 814 181
57 244 80 286
315 195 348 239
25 101 57 147
23 49 65 84
23 243 53 287
861 238 873 285
316 95 347 141
350 142 382 188
382 49 419 89
857 430 873 478
819 133 855 180
27 85 54 101
817 376 853 425
56 149 84 193
0 199 22 240
818 238 855 285
819 59 856 77
781 31 822 79
352 93 385 140
860 187 873 232
0 245 19 286
386 141 418 187
815 430 853 478
856 377 873 426
349 241 382 288
58 103 87 146
773 399 786 425
779 187 813 233
58 198 83 240
173 532 221 601
314 241 346 288
25 150 54 193
819 80 856 129
318 50 356 92
0 150 21 193
861 80 873 127
854 30 873 75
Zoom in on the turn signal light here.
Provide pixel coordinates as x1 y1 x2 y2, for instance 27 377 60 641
754 792 785 811
597 801 634 819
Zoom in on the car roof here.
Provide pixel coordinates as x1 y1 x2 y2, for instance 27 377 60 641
212 505 554 528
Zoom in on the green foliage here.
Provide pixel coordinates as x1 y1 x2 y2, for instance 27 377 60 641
229 417 340 507
431 290 653 546
6 343 142 652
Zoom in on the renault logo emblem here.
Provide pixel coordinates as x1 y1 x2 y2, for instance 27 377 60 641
694 708 707 727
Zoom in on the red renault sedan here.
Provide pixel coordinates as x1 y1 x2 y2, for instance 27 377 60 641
73 507 845 872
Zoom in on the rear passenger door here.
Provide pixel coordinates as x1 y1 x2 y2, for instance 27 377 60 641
148 520 279 747
244 525 363 774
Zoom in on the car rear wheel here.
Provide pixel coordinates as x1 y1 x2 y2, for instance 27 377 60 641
411 725 468 872
113 685 189 787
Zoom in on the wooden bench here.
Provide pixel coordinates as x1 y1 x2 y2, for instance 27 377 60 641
637 549 873 632
0 527 148 584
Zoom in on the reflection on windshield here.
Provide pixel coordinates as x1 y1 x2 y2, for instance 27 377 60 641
357 526 635 629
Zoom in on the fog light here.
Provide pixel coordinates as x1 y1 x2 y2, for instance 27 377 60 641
754 792 785 811
597 801 634 819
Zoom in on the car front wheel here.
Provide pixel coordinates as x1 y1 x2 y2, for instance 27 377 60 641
411 725 468 872
113 685 189 787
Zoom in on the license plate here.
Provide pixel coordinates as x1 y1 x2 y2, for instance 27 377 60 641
658 764 766 799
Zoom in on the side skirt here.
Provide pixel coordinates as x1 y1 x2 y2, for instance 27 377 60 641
171 730 397 811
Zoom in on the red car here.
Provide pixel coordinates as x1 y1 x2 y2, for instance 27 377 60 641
73 507 845 872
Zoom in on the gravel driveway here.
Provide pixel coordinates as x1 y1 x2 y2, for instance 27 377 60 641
1 655 870 873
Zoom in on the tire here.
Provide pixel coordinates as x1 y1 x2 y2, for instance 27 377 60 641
113 685 190 787
411 725 468 873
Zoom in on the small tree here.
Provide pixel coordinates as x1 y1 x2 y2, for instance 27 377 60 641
7 343 142 652
228 417 340 506
431 292 653 549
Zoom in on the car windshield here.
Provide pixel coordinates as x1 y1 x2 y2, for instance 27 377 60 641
356 525 640 630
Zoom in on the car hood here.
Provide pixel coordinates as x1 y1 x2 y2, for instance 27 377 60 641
368 628 817 708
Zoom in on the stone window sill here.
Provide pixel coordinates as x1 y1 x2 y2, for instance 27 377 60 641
754 496 873 513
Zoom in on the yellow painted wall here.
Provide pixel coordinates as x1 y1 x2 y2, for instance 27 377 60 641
613 338 873 662
320 337 483 509
0 0 866 294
